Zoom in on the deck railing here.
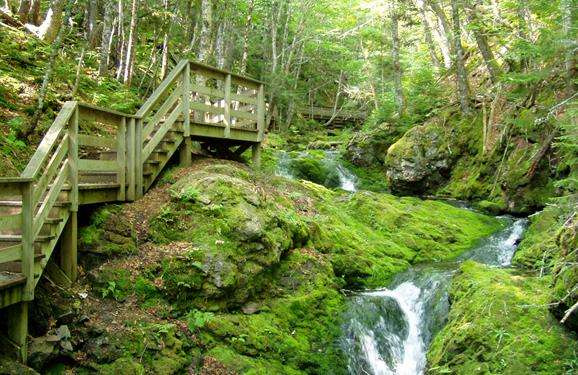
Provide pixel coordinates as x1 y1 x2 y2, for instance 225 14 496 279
0 60 265 302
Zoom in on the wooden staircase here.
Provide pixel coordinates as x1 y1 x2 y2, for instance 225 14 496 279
0 60 265 361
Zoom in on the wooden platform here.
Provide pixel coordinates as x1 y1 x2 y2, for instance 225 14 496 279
0 59 266 361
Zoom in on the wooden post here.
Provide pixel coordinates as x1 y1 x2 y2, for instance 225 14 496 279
224 74 232 138
257 84 265 141
135 118 143 199
127 118 136 201
251 143 261 169
5 302 28 362
180 62 192 167
21 181 34 301
117 117 126 201
59 212 77 282
69 106 79 213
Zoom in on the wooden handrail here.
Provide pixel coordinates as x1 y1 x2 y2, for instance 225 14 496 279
188 60 264 86
21 101 76 179
137 59 188 117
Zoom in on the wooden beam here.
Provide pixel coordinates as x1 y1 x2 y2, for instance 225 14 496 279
224 74 232 138
5 302 28 362
117 118 126 201
59 212 77 282
20 182 33 301
127 118 136 201
252 143 262 169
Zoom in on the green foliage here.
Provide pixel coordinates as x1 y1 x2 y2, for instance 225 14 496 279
186 309 214 331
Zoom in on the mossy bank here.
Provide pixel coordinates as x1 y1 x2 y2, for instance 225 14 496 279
13 158 501 374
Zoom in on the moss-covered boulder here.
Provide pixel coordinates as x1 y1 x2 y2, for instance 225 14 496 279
79 206 137 256
427 261 578 374
385 122 455 195
345 122 404 167
286 150 341 188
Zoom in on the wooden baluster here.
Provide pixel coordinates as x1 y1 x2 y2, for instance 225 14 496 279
135 118 143 199
224 74 232 138
117 117 126 201
61 105 78 282
257 84 265 141
127 118 136 201
180 62 192 167
21 180 33 301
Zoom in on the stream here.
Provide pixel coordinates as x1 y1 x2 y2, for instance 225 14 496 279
340 217 528 375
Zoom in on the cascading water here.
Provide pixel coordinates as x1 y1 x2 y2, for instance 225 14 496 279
342 217 528 375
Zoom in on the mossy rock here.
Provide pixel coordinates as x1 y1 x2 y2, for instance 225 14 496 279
385 122 455 195
286 151 341 188
427 261 578 374
345 122 405 167
79 206 137 257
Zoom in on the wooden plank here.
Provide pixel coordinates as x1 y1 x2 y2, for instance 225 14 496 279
190 101 225 116
143 83 182 140
142 102 183 161
0 214 21 232
231 92 258 105
137 60 187 117
69 108 79 212
190 84 225 98
224 74 232 138
78 159 119 172
78 102 137 119
33 136 68 206
127 118 136 201
21 101 76 179
190 123 260 142
21 181 33 301
0 244 22 263
33 161 68 239
59 213 77 281
135 119 143 199
231 109 258 121
257 84 265 141
78 134 117 149
117 118 126 201
189 60 263 86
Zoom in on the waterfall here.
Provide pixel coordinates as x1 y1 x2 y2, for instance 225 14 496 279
342 218 528 375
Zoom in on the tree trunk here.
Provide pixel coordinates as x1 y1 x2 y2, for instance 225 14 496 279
86 0 99 46
17 0 29 23
450 0 470 113
98 0 114 77
196 0 212 63
561 0 576 96
159 0 170 79
37 0 66 43
22 0 73 138
72 47 86 97
390 4 405 115
239 0 253 75
427 0 453 68
29 0 40 25
464 0 499 82
122 0 138 85
116 0 125 80
415 0 442 70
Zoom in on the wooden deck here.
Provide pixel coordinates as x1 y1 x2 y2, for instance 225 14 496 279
300 106 366 127
0 60 265 361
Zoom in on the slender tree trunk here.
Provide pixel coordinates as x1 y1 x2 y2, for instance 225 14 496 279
116 0 125 80
215 21 226 69
99 0 114 77
464 0 499 82
427 0 453 68
160 0 170 79
450 0 470 113
390 4 405 115
122 0 138 85
29 0 40 24
22 0 73 138
415 0 442 70
37 0 66 42
239 0 253 74
270 0 280 75
562 0 576 96
196 0 213 63
86 0 99 46
72 47 86 97
17 0 29 22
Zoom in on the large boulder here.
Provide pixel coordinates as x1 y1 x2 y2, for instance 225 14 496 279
385 123 455 195
345 123 404 167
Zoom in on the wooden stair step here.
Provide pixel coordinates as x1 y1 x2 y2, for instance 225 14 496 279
0 272 26 291
0 201 70 208
0 235 56 243
79 183 121 190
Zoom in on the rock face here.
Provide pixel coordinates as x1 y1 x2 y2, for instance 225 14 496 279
345 122 403 167
384 123 454 195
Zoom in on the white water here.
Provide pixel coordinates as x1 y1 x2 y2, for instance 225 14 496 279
343 218 528 375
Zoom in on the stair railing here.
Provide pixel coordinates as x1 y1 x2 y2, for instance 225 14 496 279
0 59 266 299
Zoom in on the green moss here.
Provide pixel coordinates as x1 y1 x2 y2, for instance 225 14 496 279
286 150 341 188
427 261 578 374
96 358 144 375
79 206 137 256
